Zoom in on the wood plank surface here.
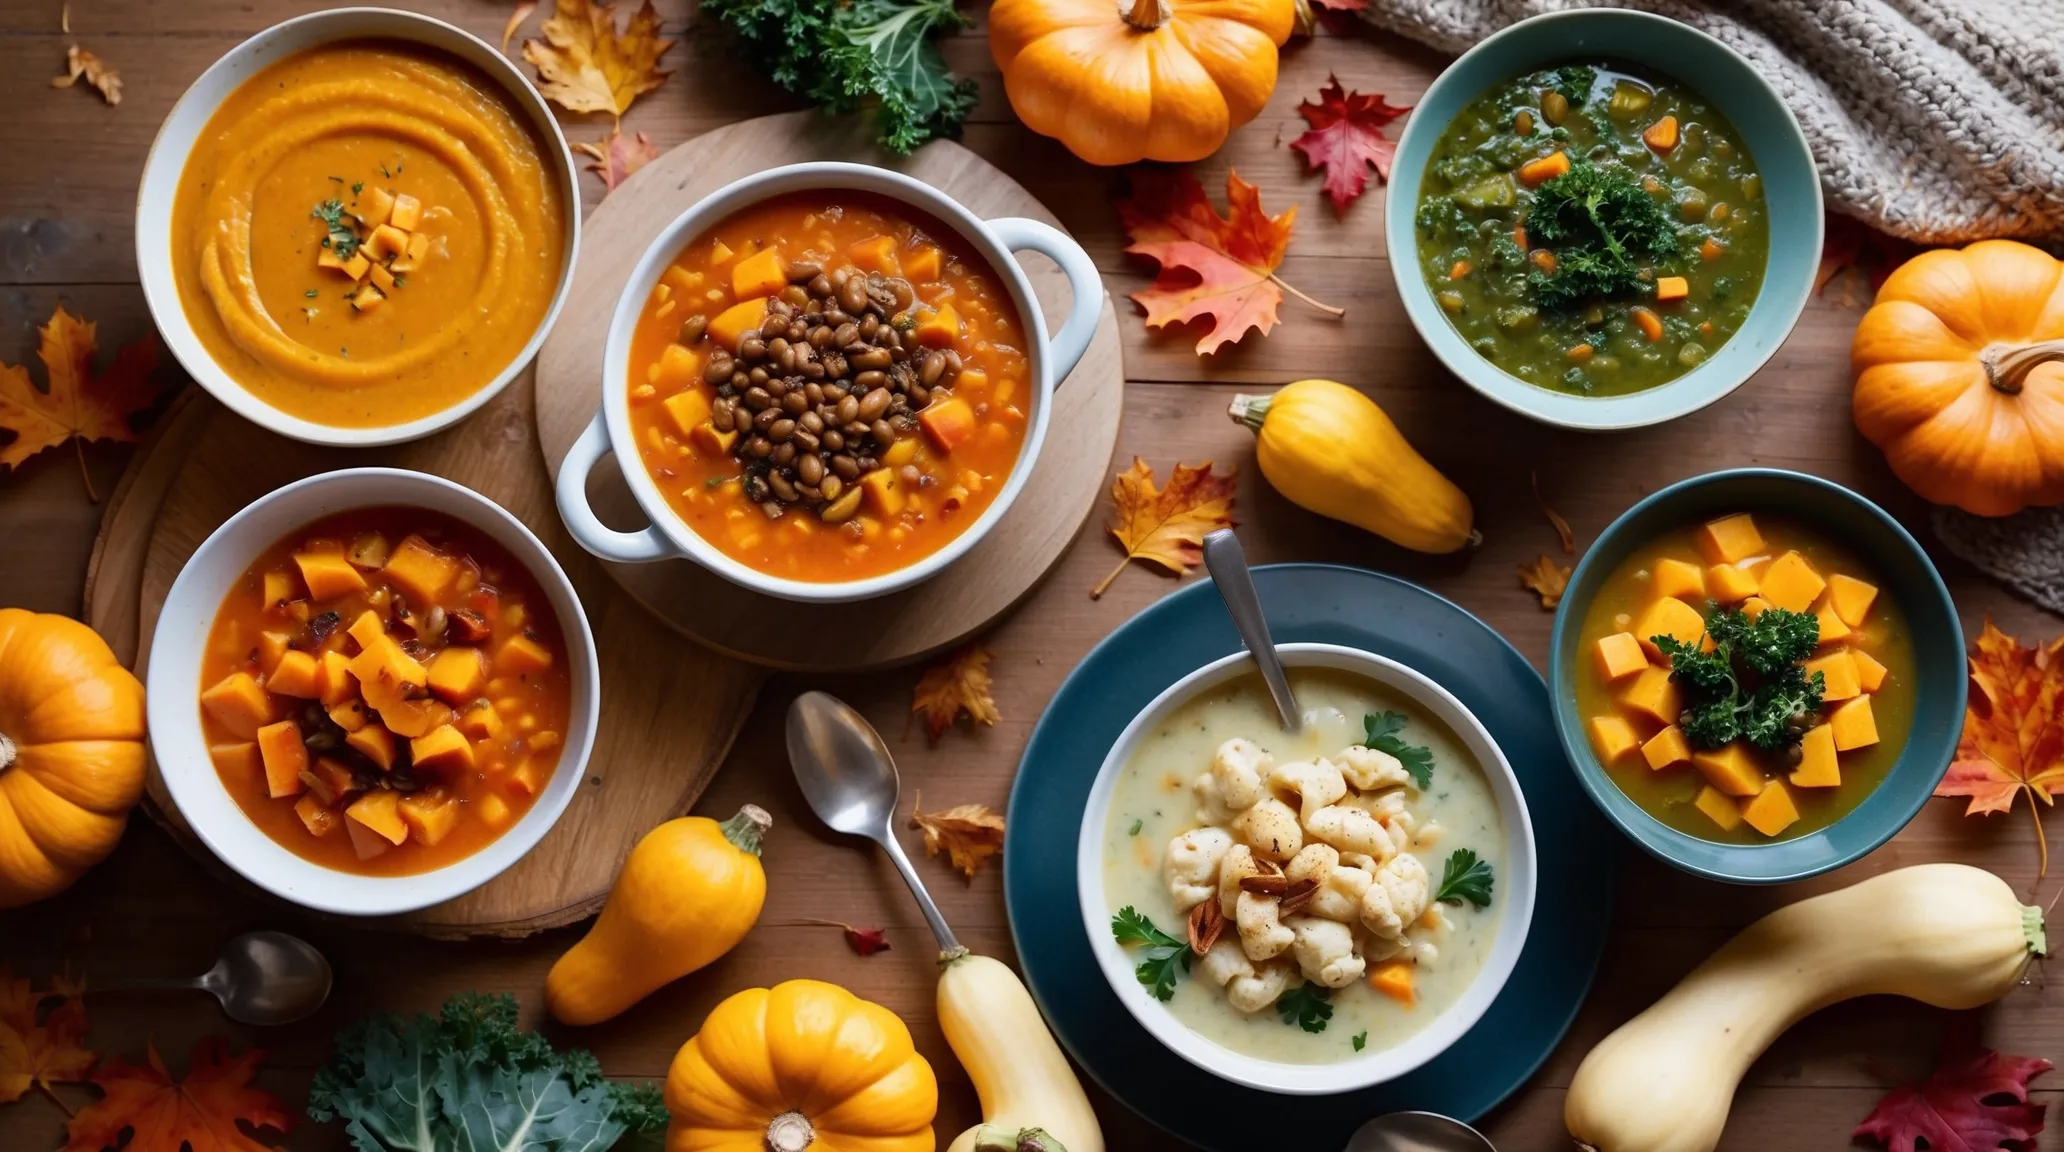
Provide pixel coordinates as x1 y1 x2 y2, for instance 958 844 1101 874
3 2 2062 1149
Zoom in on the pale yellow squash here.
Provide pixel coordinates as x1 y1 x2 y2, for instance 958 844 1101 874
939 949 1102 1152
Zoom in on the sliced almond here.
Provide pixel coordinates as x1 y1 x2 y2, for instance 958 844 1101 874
1279 877 1320 917
1239 873 1289 897
1187 899 1224 956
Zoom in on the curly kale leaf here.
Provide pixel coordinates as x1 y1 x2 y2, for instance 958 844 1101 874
1526 161 1680 309
1550 66 1597 105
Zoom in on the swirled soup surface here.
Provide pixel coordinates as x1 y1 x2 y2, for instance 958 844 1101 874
170 41 568 428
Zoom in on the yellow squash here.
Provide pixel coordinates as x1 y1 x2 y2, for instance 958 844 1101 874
939 949 1102 1152
0 608 147 909
546 805 771 1026
665 979 937 1152
1229 379 1477 553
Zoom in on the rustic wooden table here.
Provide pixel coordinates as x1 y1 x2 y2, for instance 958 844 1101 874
3 3 2060 1149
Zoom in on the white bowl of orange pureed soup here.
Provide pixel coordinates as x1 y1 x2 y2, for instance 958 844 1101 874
136 8 579 446
555 162 1105 603
145 469 599 917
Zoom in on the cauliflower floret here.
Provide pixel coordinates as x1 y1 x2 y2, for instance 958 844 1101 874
1267 758 1347 824
1226 957 1294 1014
1164 827 1234 912
1193 771 1237 826
1360 852 1431 940
1284 842 1339 885
1236 889 1294 962
1310 859 1372 922
1232 797 1303 861
1287 915 1367 989
1218 844 1262 918
1304 803 1397 861
1337 744 1413 792
1412 819 1444 850
1198 935 1255 988
1362 933 1408 963
1338 851 1379 871
1406 937 1441 967
1210 738 1270 810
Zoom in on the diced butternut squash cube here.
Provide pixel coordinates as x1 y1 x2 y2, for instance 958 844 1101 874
1621 665 1683 726
426 647 487 705
301 756 360 806
1368 960 1415 1006
328 699 369 732
1816 606 1852 646
389 193 422 231
256 720 309 799
1757 551 1826 614
494 634 554 677
294 795 340 838
267 649 320 698
342 252 371 282
210 741 260 780
861 467 906 517
914 303 960 348
1805 651 1861 702
382 535 458 604
1741 779 1800 837
507 757 550 797
399 789 461 847
1827 574 1878 627
346 790 409 846
1588 714 1640 764
847 234 900 275
690 423 738 456
654 343 702 393
1693 743 1764 798
356 187 395 228
369 263 397 292
1694 785 1744 832
1633 596 1706 660
731 247 787 298
347 609 386 653
476 792 513 830
1697 513 1765 564
1652 558 1705 602
457 700 504 740
1830 696 1879 751
1741 597 1772 621
201 672 275 739
349 634 429 700
262 569 298 608
1641 725 1692 770
346 723 396 770
405 232 431 264
258 630 291 674
663 389 712 440
1789 724 1841 788
365 224 410 262
1705 563 1759 604
317 247 352 274
1853 649 1889 693
412 722 475 771
918 396 977 453
345 812 390 860
350 284 387 314
315 650 356 706
1594 632 1649 681
903 245 942 282
708 297 769 349
709 239 735 264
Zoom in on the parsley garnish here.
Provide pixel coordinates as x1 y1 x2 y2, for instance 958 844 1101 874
1525 161 1680 309
304 289 318 298
351 181 364 195
1351 1031 1368 1052
1362 711 1434 788
1112 906 1189 1002
1277 982 1332 1033
1435 848 1495 909
1128 818 1143 836
1655 606 1825 751
1549 66 1596 105
310 198 360 260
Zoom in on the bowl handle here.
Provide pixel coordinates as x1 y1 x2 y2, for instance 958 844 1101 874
987 217 1103 388
555 410 676 564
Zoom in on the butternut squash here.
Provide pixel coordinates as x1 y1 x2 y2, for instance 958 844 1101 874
1566 864 2044 1152
1229 379 1476 553
940 948 1101 1152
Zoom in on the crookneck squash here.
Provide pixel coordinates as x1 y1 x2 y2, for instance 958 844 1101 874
988 0 1295 166
666 979 937 1152
1852 239 2064 516
0 609 147 909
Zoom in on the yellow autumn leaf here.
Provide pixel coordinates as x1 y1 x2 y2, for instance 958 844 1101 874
51 44 120 105
1092 457 1237 599
911 644 998 745
522 0 673 120
1519 554 1570 609
910 792 1004 881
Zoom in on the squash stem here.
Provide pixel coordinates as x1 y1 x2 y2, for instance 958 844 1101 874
721 805 773 856
0 732 13 774
937 945 971 970
1227 393 1273 434
766 1111 814 1152
1980 337 2064 395
1122 0 1167 30
2024 902 2049 957
1269 273 1347 317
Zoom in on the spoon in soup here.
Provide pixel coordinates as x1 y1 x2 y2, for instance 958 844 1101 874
1203 528 1301 733
1345 1112 1497 1152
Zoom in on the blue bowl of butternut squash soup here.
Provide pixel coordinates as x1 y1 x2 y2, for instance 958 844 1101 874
1548 470 1965 883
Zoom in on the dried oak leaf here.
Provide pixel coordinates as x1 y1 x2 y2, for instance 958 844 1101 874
522 0 673 120
912 644 999 745
910 792 1004 881
1855 1043 2051 1152
0 304 161 501
1519 555 1570 610
1936 619 2064 875
1092 457 1237 599
1117 167 1340 356
572 126 659 193
52 44 120 105
501 0 540 51
0 969 95 1106
1290 76 1411 216
64 1038 292 1152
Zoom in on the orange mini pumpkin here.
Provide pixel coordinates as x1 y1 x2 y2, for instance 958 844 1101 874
1852 239 2064 516
989 0 1295 167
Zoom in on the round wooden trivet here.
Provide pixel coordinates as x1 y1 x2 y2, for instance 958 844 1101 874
534 110 1124 671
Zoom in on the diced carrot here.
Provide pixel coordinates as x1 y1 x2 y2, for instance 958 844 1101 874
1642 175 1664 195
1567 343 1594 362
1699 236 1727 261
1655 276 1690 303
902 245 942 282
913 303 960 348
1631 306 1664 341
1517 151 1570 188
1698 321 1715 337
1369 960 1416 1006
1530 249 1558 274
919 396 978 453
1449 260 1471 280
846 235 901 276
1642 115 1680 152
1512 221 1528 249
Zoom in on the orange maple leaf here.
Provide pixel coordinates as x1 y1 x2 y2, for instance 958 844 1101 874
0 305 160 501
522 0 673 121
911 644 999 745
573 126 660 194
1518 555 1570 610
1117 168 1341 355
0 969 95 1108
52 44 120 105
1936 619 2064 875
64 1038 292 1152
1092 457 1237 599
910 791 1005 881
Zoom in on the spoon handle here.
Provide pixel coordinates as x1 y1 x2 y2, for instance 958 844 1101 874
1203 529 1301 733
879 829 961 953
92 977 207 994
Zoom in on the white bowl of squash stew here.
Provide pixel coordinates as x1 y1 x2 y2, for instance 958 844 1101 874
1077 644 1538 1094
145 468 598 917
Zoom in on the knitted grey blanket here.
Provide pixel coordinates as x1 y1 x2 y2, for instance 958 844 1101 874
1361 0 2064 244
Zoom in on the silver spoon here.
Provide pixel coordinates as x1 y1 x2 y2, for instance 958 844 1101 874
1345 1112 1496 1152
94 930 332 1026
786 691 959 951
1203 528 1301 733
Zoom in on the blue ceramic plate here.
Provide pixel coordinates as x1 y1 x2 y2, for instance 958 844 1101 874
1005 565 1615 1147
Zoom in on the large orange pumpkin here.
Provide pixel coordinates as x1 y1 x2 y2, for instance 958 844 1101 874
1852 239 2064 517
989 0 1295 167
0 609 146 908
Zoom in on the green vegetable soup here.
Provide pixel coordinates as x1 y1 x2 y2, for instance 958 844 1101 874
1415 63 1768 396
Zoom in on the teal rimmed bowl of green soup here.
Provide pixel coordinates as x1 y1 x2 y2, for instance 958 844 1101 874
1385 10 1820 430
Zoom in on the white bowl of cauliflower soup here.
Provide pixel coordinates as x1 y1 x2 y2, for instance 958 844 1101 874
1077 643 1539 1094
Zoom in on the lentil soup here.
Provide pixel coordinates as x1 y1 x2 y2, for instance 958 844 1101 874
626 191 1034 583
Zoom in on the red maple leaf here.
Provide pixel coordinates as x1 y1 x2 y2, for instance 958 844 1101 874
1855 1041 2052 1152
1291 76 1412 216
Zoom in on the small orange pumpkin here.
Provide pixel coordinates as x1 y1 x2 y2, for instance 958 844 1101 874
1852 239 2064 516
0 609 147 908
989 0 1295 167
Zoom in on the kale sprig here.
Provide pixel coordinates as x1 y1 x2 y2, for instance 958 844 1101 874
1362 711 1435 789
1112 906 1190 1002
1655 606 1826 752
1525 161 1679 309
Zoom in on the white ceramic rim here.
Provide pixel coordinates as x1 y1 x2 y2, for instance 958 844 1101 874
591 162 1059 603
1074 643 1539 1095
134 7 583 447
143 468 601 917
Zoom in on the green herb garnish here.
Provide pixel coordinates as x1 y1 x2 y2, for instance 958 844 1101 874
1351 1031 1368 1052
1656 606 1825 751
1549 65 1596 104
1128 818 1143 836
310 198 360 260
1277 982 1332 1033
1525 161 1679 309
304 289 319 299
1435 848 1495 909
351 181 364 195
1112 906 1189 1002
1362 711 1434 788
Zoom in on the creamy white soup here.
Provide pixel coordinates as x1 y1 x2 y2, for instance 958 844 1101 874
1102 667 1505 1062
